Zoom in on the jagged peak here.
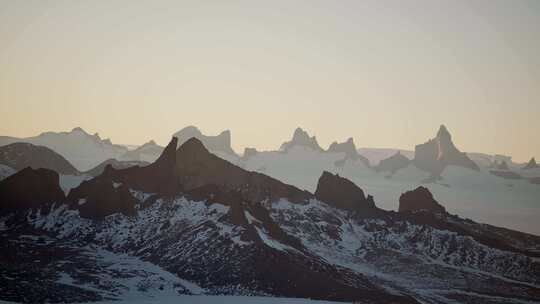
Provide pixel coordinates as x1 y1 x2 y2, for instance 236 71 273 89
71 127 87 134
437 124 451 139
153 137 178 165
281 127 323 152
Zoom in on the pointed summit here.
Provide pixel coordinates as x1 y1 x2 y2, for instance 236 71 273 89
523 157 539 170
280 127 323 152
437 124 451 139
71 127 87 133
413 125 479 175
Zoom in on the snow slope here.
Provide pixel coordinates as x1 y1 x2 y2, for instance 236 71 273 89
239 149 540 235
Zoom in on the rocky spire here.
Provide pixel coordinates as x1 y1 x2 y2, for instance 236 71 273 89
523 157 539 170
280 127 324 152
413 125 479 176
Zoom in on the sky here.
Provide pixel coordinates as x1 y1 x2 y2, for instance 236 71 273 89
0 0 539 162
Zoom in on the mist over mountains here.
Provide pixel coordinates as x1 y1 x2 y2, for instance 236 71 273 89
1 124 540 304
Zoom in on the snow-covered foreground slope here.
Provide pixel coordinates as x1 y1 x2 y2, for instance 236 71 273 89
239 149 540 235
2 191 539 304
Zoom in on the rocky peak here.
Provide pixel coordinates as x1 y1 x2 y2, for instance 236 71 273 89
280 127 323 152
374 151 411 173
398 186 446 214
413 125 479 176
523 157 539 170
0 167 65 213
314 171 376 212
328 137 356 155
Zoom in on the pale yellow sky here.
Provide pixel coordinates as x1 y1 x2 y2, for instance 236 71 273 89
0 0 539 162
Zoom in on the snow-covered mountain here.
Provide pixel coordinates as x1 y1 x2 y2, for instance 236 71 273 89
0 128 128 171
1 137 540 304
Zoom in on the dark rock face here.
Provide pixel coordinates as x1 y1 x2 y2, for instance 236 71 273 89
173 126 236 155
0 143 79 175
0 167 65 213
327 138 370 167
280 127 323 152
100 137 181 195
175 138 312 204
374 151 411 173
314 171 376 212
83 159 150 177
523 157 539 170
67 137 312 218
398 186 446 214
67 176 137 218
413 125 479 176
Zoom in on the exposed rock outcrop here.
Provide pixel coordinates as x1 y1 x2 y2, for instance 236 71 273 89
314 171 376 212
327 138 370 167
173 126 236 155
398 186 446 214
374 151 411 173
280 128 324 152
67 137 312 218
0 167 65 213
0 143 79 175
66 176 138 218
175 138 312 204
523 157 539 170
413 125 479 176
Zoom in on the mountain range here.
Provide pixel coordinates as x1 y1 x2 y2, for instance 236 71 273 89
1 135 539 303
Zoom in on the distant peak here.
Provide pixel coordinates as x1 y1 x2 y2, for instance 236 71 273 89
71 127 87 134
437 124 451 139
142 140 157 146
293 127 309 138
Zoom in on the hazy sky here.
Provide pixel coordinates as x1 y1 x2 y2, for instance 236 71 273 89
0 0 539 162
